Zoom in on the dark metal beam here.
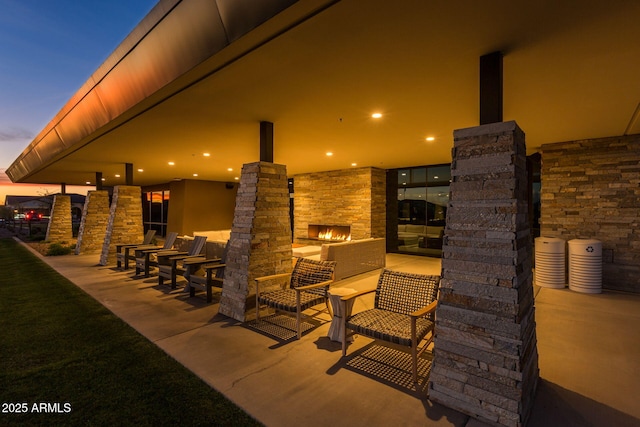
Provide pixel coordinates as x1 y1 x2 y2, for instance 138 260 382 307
480 51 503 125
125 163 133 186
260 121 274 163
96 172 103 191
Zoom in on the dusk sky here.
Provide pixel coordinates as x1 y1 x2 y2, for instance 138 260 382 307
0 0 157 201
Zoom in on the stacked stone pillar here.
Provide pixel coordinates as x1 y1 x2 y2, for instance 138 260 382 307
219 162 292 321
99 186 144 266
45 194 72 242
428 121 539 427
75 190 110 254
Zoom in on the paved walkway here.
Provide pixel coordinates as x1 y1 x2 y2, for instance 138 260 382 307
6 231 640 427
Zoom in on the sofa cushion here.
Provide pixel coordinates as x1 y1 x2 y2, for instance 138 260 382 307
425 226 444 239
292 245 322 257
193 229 231 242
405 224 426 234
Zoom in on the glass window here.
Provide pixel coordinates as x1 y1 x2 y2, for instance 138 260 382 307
398 169 410 186
142 190 169 236
411 168 427 185
393 164 450 257
428 165 451 185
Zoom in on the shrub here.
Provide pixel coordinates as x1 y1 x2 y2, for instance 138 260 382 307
46 243 73 256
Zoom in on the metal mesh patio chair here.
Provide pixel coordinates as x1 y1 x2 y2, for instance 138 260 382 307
255 257 336 339
341 269 440 383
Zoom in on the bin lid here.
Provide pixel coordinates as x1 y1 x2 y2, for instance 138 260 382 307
568 239 601 246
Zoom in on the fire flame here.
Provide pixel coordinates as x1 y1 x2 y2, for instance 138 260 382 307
318 230 351 241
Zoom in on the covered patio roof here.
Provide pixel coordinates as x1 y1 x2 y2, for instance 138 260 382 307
7 0 640 187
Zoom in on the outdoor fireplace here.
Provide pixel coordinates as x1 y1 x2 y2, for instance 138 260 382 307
308 224 351 241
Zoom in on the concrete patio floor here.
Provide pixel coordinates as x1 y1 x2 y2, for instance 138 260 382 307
16 238 640 427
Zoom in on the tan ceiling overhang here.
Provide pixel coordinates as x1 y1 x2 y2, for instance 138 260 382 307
7 0 640 187
6 0 328 183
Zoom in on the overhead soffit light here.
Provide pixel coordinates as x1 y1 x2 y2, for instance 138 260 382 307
203 153 210 157
168 161 175 166
371 113 382 119
426 137 435 142
137 169 143 172
326 152 333 157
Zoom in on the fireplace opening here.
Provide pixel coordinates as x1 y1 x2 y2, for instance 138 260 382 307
308 224 351 241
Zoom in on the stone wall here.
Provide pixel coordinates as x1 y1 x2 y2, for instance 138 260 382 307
218 162 292 322
45 194 72 242
429 121 539 427
540 134 640 293
293 167 386 244
75 190 110 254
99 186 144 266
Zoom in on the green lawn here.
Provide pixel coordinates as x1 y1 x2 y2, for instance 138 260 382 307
0 238 262 426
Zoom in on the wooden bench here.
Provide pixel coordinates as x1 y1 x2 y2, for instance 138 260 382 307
341 269 440 383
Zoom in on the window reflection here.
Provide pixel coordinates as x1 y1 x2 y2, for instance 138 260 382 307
394 164 450 257
142 190 169 236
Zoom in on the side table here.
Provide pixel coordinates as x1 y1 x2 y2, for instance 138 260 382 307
327 287 356 342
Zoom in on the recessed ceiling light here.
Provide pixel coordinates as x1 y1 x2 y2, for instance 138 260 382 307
426 136 435 142
351 163 357 167
85 181 91 185
137 169 143 172
193 173 198 177
234 176 239 180
101 178 105 181
434 175 439 179
203 153 210 157
168 161 175 166
371 113 382 119
115 174 121 178
326 152 333 157
227 168 233 172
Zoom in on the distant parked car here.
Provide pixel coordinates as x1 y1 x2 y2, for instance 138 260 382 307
25 211 43 221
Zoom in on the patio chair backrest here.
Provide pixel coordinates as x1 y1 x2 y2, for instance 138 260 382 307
187 235 207 256
142 229 156 245
162 232 179 250
290 258 336 297
374 269 440 319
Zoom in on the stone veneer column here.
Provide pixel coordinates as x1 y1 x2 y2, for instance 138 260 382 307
45 194 72 242
428 121 539 427
219 162 292 321
75 190 110 255
99 186 143 266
